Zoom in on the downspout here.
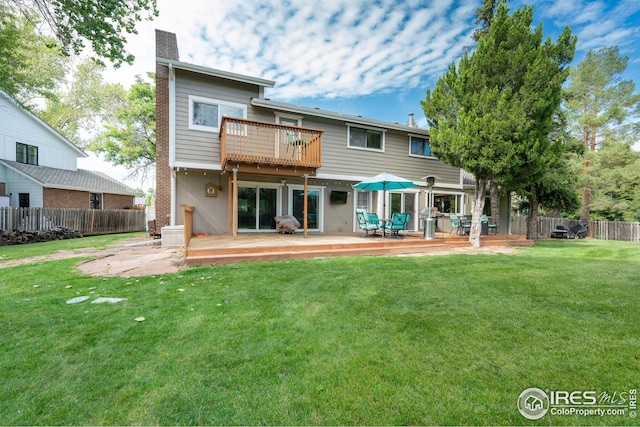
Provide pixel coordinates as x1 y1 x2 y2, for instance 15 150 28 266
171 168 177 226
168 62 177 225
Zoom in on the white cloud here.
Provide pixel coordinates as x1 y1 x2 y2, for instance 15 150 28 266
103 0 478 102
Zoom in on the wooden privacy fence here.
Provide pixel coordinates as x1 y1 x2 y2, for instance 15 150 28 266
512 215 640 242
0 207 145 236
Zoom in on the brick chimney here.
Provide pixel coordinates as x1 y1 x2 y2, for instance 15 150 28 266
155 30 179 227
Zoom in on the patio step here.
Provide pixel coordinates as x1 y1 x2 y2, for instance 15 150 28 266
185 234 532 266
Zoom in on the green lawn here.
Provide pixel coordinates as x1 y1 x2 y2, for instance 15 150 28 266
0 232 146 262
0 237 638 425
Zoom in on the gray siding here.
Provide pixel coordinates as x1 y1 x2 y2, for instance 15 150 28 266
173 71 460 187
250 111 461 186
174 70 264 166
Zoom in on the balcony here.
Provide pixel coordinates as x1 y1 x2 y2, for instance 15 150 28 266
220 117 323 177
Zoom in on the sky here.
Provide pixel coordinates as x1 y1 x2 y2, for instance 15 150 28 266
80 0 640 189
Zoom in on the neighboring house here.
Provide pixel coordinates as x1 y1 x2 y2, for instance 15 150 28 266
0 90 136 209
155 30 510 236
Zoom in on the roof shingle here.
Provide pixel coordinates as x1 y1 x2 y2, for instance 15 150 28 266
0 160 136 195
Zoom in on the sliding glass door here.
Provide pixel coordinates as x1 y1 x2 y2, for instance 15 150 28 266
289 186 323 232
237 184 280 231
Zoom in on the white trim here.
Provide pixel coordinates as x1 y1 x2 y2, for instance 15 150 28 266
170 169 177 226
252 98 430 135
188 95 247 133
287 184 325 232
275 112 303 127
156 57 275 88
347 124 385 153
173 160 222 170
235 181 283 232
169 63 176 167
408 134 436 159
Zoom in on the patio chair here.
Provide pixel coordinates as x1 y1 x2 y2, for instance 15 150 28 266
449 214 460 235
385 212 410 238
356 208 381 237
482 215 498 235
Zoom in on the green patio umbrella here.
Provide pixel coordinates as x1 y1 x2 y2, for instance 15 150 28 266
353 172 418 215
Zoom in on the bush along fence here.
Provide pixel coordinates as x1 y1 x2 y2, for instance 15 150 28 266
0 207 146 236
512 215 640 242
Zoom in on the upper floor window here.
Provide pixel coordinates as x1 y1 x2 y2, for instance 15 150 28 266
348 125 384 151
409 135 431 157
16 142 38 165
275 112 303 127
188 95 247 133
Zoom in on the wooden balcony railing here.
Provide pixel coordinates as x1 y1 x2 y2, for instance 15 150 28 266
220 117 322 173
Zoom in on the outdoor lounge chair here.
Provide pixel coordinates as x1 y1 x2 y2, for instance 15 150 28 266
356 208 381 237
481 215 498 235
449 214 460 235
385 212 410 238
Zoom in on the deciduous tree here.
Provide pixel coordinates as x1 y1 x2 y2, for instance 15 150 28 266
89 73 156 182
6 0 158 67
0 5 67 106
40 59 126 147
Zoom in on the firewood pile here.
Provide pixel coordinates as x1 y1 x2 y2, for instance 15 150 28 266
0 227 83 246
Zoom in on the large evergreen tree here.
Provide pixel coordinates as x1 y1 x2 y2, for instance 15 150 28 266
422 2 575 246
564 46 640 221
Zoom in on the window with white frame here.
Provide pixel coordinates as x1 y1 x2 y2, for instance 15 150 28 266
16 142 38 165
275 112 303 127
409 135 431 157
356 191 370 211
189 95 247 132
348 125 384 151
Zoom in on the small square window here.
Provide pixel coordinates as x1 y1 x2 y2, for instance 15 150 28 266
410 136 431 157
348 126 384 151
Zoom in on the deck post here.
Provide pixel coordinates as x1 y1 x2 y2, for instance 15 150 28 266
303 173 309 238
232 168 238 239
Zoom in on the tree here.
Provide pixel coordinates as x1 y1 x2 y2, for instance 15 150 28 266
90 73 156 182
422 2 575 246
0 5 67 106
472 0 508 41
40 59 126 147
6 0 158 67
588 141 640 221
512 111 582 236
564 46 640 221
472 0 510 226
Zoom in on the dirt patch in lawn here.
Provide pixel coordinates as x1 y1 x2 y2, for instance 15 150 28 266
1 236 523 277
0 236 186 277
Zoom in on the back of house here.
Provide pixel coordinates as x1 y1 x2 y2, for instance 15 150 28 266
155 30 505 238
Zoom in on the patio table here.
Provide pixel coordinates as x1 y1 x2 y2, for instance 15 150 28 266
459 218 471 236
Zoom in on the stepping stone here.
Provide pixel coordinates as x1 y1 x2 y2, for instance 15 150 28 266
66 296 90 304
91 297 128 304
